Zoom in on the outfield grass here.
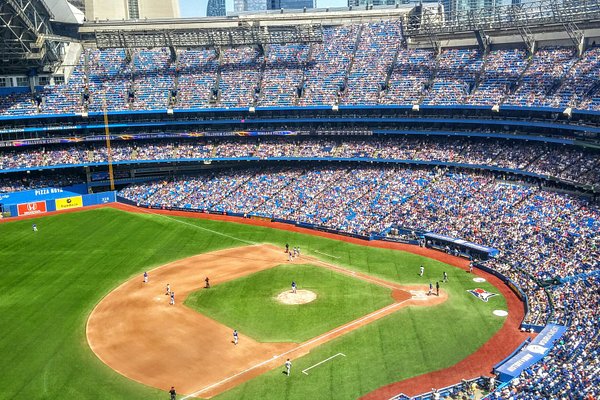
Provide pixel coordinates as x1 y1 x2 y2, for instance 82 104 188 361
185 263 394 342
0 208 507 399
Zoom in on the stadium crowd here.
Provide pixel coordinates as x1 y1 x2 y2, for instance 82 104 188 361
2 22 600 114
1 137 598 188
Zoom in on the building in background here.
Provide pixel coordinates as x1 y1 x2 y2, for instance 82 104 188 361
234 0 267 12
235 0 315 12
84 0 180 20
347 0 407 6
207 0 226 16
268 0 315 10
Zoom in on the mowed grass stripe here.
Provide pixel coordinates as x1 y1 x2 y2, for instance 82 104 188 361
0 208 505 399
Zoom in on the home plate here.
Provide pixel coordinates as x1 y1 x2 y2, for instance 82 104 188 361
473 277 486 283
493 310 508 317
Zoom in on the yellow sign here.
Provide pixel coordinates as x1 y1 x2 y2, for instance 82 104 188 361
55 196 83 210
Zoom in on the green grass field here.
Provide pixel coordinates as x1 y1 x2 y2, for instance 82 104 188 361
0 208 507 399
185 263 394 342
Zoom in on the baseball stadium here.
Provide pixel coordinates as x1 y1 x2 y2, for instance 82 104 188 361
0 0 598 399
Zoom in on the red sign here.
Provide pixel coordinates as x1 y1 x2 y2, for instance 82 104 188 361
17 201 47 216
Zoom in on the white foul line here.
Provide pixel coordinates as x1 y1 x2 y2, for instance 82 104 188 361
314 250 341 259
125 206 257 245
180 301 406 399
302 353 346 375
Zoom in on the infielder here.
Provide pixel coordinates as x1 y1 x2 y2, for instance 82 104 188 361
165 283 170 295
143 271 148 283
233 329 238 345
285 359 292 376
419 266 424 276
170 291 175 305
443 271 448 282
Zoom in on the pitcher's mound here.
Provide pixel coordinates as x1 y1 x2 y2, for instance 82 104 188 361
276 290 317 305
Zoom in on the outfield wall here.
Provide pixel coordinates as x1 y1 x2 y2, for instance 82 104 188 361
3 191 116 218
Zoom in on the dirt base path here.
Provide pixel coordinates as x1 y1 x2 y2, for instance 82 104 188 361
87 243 447 399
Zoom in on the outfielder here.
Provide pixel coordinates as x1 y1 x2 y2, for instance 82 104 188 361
419 266 424 277
32 223 38 232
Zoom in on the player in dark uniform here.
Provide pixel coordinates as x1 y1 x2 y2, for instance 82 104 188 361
205 277 210 288
169 386 176 400
436 281 440 296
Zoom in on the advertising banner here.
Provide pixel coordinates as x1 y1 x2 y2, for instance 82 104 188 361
496 324 567 380
17 201 47 216
55 196 83 210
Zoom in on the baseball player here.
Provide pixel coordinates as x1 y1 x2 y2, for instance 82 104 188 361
288 251 293 262
443 271 448 282
205 277 210 289
469 261 474 273
285 243 289 253
169 386 176 400
419 266 424 277
428 282 433 296
165 283 170 295
436 281 440 296
285 359 292 376
143 271 148 283
32 223 38 232
233 329 238 345
170 291 175 305
291 281 297 294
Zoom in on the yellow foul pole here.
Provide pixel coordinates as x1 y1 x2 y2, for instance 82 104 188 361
103 97 115 191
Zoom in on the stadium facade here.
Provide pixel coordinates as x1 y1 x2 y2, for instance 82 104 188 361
84 0 180 20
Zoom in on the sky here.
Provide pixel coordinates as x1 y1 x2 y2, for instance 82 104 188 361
179 0 348 17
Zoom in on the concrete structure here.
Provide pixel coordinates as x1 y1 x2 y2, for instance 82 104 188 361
84 0 180 20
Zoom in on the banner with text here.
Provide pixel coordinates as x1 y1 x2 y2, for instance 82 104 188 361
17 201 47 216
55 196 83 210
496 323 567 381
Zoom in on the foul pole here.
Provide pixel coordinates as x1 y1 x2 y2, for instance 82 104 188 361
103 97 115 191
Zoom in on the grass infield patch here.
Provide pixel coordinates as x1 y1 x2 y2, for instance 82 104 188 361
185 264 394 343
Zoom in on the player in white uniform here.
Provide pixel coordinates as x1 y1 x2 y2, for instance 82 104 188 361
285 359 292 376
419 266 424 276
291 281 297 294
143 271 148 283
233 329 238 345
170 291 175 305
32 223 38 232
